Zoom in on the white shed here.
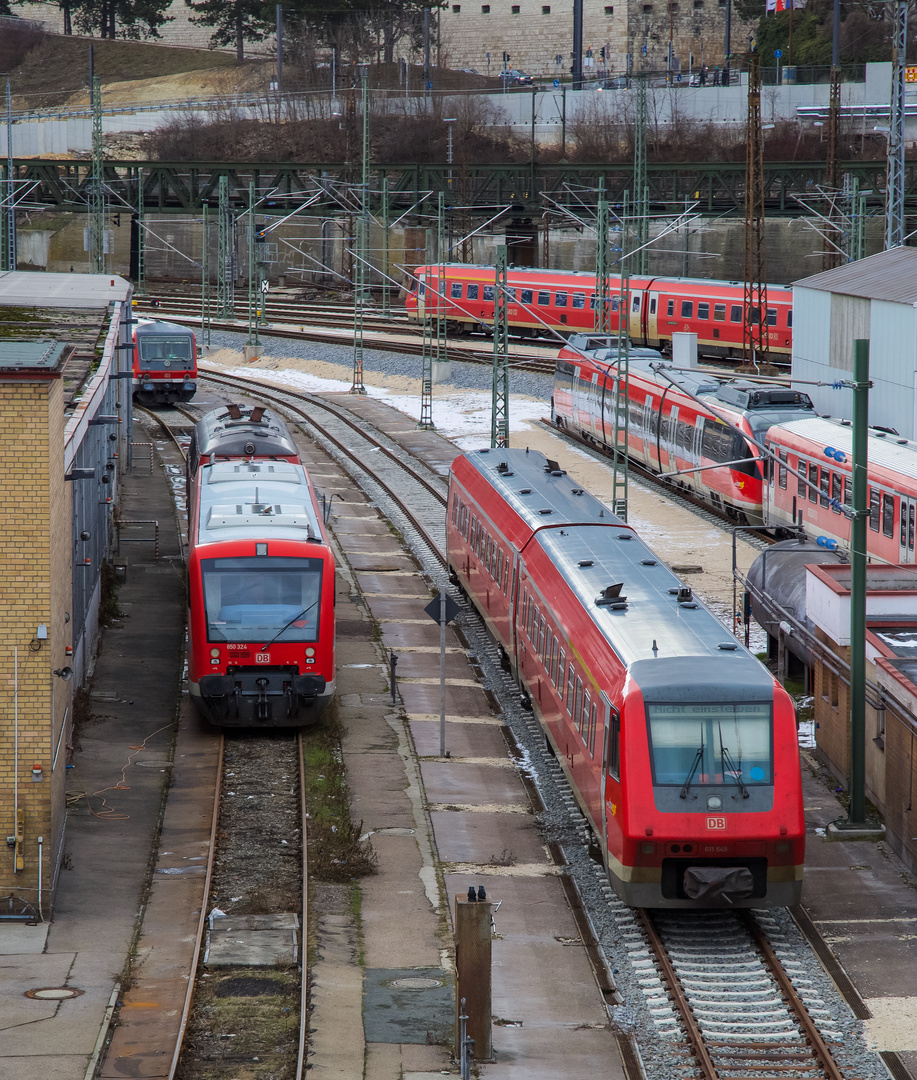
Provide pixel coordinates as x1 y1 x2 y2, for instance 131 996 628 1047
791 247 917 439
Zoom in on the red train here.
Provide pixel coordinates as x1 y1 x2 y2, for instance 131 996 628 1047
552 341 816 525
447 447 805 908
133 318 197 404
404 264 794 359
186 403 335 726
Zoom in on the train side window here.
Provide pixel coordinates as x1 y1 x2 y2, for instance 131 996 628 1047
611 295 620 311
778 450 787 489
909 504 915 550
730 304 742 322
632 295 641 312
467 284 479 300
555 292 568 307
537 290 550 305
606 707 620 780
831 471 842 512
483 285 494 301
902 504 908 547
451 494 459 524
588 702 598 756
550 639 560 684
869 488 881 531
520 289 533 304
766 308 777 326
505 288 516 302
819 469 830 508
883 492 895 537
566 665 576 714
574 678 584 732
544 627 552 666
581 689 591 741
713 303 726 321
787 309 793 328
557 649 566 699
461 505 468 538
470 516 477 548
649 297 656 314
666 299 674 316
680 300 693 318
450 282 463 298
529 604 538 639
504 556 510 594
496 548 503 584
697 302 710 320
844 476 851 506
484 535 491 568
808 463 818 502
538 615 546 658
572 292 585 309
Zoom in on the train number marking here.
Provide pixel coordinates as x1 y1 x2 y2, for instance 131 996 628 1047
706 816 727 830
255 652 271 664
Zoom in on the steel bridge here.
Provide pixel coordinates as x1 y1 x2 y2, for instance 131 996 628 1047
9 158 905 218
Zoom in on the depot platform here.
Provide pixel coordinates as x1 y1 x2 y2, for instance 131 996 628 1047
0 394 915 1080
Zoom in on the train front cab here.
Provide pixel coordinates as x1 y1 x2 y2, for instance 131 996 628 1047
604 659 804 909
134 321 197 404
188 540 336 727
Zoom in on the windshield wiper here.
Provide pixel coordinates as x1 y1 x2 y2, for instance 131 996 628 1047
718 723 749 798
260 599 320 651
679 729 705 799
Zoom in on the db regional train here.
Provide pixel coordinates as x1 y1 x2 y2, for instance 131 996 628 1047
133 318 197 404
553 342 917 563
404 264 794 360
447 447 805 908
186 403 335 726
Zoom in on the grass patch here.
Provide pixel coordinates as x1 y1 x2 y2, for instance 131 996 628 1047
301 711 377 883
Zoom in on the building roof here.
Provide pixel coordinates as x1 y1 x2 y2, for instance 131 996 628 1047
793 247 917 303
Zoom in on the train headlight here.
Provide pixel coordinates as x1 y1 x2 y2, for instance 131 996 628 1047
640 843 656 855
210 648 220 658
706 795 723 810
305 648 315 657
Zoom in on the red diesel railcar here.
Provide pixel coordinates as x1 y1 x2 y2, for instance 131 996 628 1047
447 447 805 908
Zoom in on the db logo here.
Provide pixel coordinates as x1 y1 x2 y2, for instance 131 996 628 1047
255 652 271 664
706 816 727 830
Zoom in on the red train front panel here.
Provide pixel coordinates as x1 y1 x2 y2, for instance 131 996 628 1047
133 319 197 404
187 460 335 726
765 417 917 563
447 447 805 908
405 264 793 358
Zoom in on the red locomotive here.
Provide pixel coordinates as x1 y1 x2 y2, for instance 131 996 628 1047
552 342 816 525
404 264 793 359
447 447 804 908
133 318 197 404
186 404 335 726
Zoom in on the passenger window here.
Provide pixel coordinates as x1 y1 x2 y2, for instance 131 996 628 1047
666 299 674 316
566 664 576 714
808 463 819 502
844 476 851 508
467 284 479 300
883 492 895 538
650 297 657 314
505 288 516 302
537 291 550 305
557 649 566 699
451 494 459 524
869 489 881 531
632 294 641 311
820 469 830 508
538 615 546 658
831 471 842 512
766 308 777 326
713 304 726 322
582 689 591 741
588 702 598 756
611 295 620 311
681 301 693 318
778 450 787 489
555 292 568 308
450 282 463 298
574 678 584 732
520 289 533 304
697 302 710 319
730 304 743 323
572 292 585 309
787 309 793 328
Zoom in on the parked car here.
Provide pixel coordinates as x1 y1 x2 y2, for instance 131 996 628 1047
499 69 534 85
596 75 629 89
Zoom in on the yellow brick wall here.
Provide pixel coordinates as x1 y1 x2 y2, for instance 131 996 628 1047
0 376 71 916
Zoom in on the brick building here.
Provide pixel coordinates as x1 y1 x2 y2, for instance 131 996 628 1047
0 273 133 918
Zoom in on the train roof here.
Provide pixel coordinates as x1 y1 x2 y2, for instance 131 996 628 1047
193 404 299 461
459 449 774 699
770 416 917 476
135 319 193 336
195 460 321 544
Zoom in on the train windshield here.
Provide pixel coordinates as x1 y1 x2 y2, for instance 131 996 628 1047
201 556 322 643
645 702 772 788
138 334 194 369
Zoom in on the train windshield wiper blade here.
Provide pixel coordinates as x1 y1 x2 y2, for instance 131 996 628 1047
718 723 749 798
679 735 705 799
260 599 319 652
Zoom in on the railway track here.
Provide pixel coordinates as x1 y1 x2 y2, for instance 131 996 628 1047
136 374 882 1080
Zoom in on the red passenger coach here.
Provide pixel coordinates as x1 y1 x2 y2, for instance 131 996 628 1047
447 448 804 907
133 318 197 404
186 405 335 726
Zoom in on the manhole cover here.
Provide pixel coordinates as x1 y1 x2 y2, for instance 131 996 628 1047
25 987 83 1000
388 977 444 990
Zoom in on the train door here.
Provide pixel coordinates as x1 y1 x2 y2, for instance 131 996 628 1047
645 292 660 347
602 697 621 855
629 292 642 342
900 497 917 563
